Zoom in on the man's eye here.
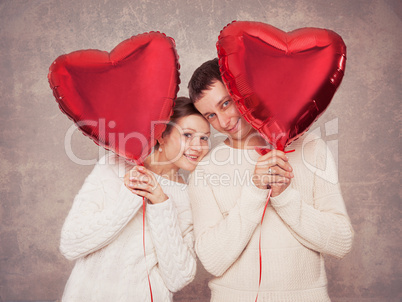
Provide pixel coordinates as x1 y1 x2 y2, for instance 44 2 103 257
222 100 230 107
184 133 192 138
201 136 209 141
207 113 216 119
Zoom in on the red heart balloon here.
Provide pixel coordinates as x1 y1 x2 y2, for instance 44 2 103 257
217 21 346 151
48 32 180 163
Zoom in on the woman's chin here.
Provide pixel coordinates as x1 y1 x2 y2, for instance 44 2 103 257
180 163 197 172
176 158 198 172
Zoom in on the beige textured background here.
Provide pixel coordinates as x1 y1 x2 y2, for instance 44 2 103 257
0 0 401 301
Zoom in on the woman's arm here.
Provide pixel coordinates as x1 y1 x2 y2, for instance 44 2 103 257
188 170 269 277
270 139 354 258
146 196 196 292
60 156 143 260
125 166 197 291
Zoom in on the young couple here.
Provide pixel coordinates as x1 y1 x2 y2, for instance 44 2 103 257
60 58 353 302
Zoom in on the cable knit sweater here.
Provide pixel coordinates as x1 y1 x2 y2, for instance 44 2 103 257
60 154 196 302
188 137 353 302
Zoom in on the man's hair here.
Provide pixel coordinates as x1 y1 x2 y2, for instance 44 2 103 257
188 58 223 103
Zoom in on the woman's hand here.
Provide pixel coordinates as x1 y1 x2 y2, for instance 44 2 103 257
252 149 294 197
124 166 168 204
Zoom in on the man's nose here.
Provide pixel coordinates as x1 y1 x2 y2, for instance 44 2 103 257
217 113 230 129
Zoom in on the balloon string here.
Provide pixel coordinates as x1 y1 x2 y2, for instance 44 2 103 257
133 160 153 301
252 147 293 301
142 197 154 302
255 148 295 155
255 188 272 302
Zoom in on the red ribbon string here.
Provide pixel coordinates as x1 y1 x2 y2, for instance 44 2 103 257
254 148 294 301
255 147 296 155
136 160 153 302
255 189 272 302
142 197 154 302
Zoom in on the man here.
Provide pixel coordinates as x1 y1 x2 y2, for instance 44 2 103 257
187 58 353 301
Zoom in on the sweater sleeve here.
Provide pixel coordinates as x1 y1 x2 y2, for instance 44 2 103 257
188 170 270 277
60 157 143 260
146 196 196 292
270 139 354 258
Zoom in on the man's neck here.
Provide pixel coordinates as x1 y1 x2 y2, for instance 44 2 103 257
224 131 268 150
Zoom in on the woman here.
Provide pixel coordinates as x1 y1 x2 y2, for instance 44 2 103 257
60 97 210 302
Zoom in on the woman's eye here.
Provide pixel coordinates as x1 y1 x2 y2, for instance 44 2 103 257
222 100 230 107
201 136 209 141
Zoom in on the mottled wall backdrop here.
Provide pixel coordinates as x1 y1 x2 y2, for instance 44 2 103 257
0 0 400 301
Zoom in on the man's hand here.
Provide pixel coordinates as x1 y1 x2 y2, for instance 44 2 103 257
252 150 294 197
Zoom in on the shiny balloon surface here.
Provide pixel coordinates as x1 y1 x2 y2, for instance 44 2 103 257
217 21 346 150
48 32 180 163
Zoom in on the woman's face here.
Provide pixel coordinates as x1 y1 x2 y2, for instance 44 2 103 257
160 114 210 171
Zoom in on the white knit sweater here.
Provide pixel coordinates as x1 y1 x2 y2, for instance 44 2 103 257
60 154 196 302
188 137 353 302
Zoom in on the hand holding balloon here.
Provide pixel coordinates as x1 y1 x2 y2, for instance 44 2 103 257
252 150 294 197
124 166 168 204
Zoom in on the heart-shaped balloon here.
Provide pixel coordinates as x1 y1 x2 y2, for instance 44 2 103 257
48 32 180 163
217 21 346 151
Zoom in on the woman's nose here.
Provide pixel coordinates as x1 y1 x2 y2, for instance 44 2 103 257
189 137 202 151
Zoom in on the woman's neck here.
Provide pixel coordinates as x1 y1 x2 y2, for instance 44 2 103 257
143 151 183 183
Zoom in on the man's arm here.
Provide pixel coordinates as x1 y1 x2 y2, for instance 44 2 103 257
188 169 269 277
270 138 354 258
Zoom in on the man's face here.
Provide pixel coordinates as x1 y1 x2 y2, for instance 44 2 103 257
194 80 254 144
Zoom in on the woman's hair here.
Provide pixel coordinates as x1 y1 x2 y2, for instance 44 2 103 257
155 96 201 149
188 58 223 103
